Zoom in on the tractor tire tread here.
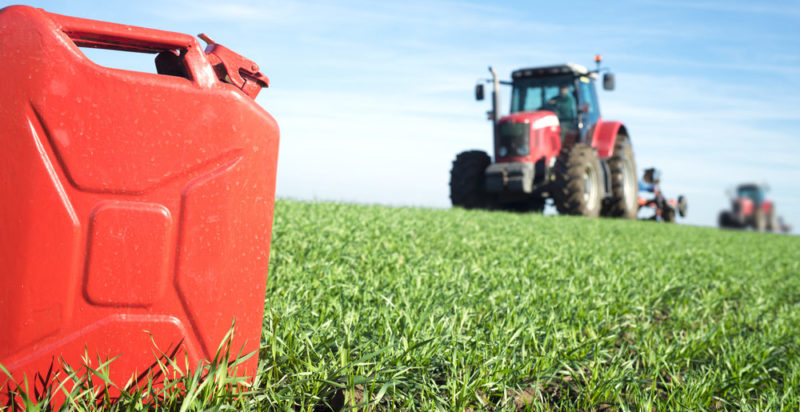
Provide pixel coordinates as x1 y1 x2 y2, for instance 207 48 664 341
449 150 491 209
553 143 602 216
601 134 638 219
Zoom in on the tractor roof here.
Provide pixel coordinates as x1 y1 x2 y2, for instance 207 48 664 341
511 63 595 80
737 183 763 191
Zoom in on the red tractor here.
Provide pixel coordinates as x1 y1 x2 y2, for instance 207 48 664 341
450 58 638 218
719 184 791 233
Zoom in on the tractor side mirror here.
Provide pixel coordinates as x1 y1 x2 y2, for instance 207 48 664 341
475 84 484 101
603 73 615 91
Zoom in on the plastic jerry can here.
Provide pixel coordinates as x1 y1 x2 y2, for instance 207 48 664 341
0 5 279 400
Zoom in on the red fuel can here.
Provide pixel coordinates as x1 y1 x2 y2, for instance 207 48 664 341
0 5 279 400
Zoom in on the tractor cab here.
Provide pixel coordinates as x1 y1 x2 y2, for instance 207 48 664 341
736 184 765 207
509 63 611 145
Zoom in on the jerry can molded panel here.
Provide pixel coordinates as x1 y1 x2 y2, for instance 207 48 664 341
85 201 173 307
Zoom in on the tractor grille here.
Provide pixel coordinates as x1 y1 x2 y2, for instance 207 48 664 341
497 122 530 158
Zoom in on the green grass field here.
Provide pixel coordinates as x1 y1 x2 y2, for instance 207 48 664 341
258 200 800 410
5 199 800 410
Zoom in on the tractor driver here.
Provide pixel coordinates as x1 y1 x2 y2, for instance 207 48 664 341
547 85 578 142
548 85 577 121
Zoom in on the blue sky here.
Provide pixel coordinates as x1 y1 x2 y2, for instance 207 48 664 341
12 0 800 231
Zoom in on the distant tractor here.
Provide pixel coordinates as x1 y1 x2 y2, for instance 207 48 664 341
450 57 638 218
719 184 791 233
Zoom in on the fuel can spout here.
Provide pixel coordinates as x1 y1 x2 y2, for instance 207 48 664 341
198 33 269 99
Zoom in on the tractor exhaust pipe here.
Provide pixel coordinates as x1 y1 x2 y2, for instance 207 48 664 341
489 66 500 139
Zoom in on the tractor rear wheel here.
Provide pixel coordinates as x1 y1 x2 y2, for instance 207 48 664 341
754 210 767 232
450 150 491 209
553 143 603 217
766 211 778 232
601 134 638 219
719 211 738 228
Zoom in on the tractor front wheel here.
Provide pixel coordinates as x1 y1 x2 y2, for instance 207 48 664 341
450 150 491 209
601 134 638 219
553 143 603 217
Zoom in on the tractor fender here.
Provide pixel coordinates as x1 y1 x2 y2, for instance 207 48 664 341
761 200 774 214
591 120 628 159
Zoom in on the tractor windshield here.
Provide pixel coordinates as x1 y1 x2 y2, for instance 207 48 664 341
511 76 577 128
737 186 764 205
